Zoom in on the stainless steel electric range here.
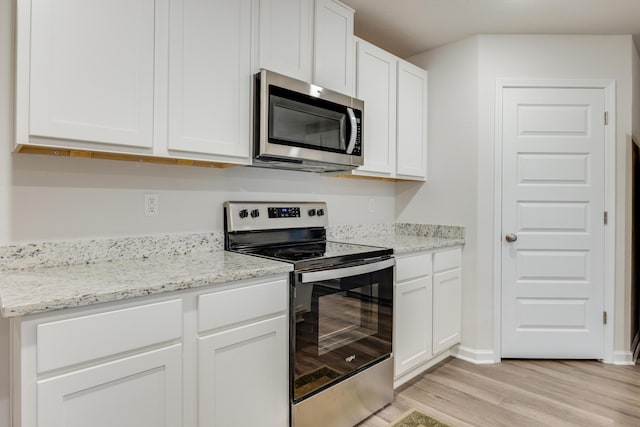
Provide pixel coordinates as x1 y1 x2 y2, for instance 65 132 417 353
224 201 394 427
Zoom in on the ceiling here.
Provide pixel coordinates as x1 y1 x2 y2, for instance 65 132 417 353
341 0 640 58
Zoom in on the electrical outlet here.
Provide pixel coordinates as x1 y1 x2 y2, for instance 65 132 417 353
144 193 159 217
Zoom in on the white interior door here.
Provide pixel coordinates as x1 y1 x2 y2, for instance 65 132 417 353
501 87 605 359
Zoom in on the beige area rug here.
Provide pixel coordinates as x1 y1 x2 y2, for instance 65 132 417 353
388 409 451 427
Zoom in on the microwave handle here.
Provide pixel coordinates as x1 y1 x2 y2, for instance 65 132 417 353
346 108 357 154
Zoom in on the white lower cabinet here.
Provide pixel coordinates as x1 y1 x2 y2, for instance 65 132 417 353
10 274 289 427
198 316 288 427
196 276 289 427
37 345 182 427
433 268 462 354
394 247 462 386
394 275 432 377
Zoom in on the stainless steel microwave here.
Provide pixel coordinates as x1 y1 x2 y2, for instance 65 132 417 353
253 69 364 172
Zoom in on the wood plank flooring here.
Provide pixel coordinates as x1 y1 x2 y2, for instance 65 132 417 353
358 358 640 427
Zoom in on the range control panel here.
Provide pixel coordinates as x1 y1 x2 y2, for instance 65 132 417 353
268 207 301 218
224 201 328 232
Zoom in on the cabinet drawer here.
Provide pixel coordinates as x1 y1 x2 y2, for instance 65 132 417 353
198 278 287 333
37 299 183 373
433 248 462 273
396 253 432 282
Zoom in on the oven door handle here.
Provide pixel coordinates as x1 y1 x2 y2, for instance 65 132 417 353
299 258 395 283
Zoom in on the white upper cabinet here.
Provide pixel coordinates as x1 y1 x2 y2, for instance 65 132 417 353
396 60 428 180
353 38 397 177
256 0 354 96
351 41 427 181
167 0 252 161
16 0 253 164
19 0 155 150
313 0 355 96
256 0 313 82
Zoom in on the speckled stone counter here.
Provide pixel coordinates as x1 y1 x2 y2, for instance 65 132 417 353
0 223 463 318
329 223 464 254
337 234 464 255
0 250 292 318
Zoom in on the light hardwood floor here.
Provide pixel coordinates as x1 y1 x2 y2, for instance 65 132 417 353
358 357 640 427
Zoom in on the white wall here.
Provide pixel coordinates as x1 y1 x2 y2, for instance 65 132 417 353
8 156 395 242
400 34 635 360
0 0 12 423
0 0 12 245
397 37 481 350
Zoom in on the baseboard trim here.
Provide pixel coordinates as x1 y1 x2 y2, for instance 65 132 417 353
452 346 499 364
612 350 636 365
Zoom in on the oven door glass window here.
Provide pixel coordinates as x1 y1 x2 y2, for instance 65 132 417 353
292 265 393 402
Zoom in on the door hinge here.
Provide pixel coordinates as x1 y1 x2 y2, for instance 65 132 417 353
604 111 609 125
603 311 608 325
604 211 608 225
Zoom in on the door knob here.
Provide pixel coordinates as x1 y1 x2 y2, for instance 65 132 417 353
505 233 518 243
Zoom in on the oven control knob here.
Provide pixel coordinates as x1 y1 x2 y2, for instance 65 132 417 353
239 209 249 219
250 209 260 218
308 209 316 217
317 209 325 216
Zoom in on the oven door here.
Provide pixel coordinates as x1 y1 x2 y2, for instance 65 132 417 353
291 257 394 403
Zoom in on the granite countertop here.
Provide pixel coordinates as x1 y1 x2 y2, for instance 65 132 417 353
0 250 292 318
0 224 464 318
336 234 464 255
329 223 465 254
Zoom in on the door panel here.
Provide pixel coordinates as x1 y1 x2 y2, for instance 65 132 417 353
198 316 288 427
517 153 590 183
501 87 605 359
168 0 252 158
30 0 154 148
37 345 182 427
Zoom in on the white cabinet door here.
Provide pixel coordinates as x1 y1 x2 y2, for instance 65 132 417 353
257 0 312 82
25 0 154 149
313 0 354 95
198 315 288 427
394 275 432 377
168 0 252 161
432 268 462 354
354 39 397 177
396 60 427 180
37 345 182 427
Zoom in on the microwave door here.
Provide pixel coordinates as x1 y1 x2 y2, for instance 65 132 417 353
269 95 346 152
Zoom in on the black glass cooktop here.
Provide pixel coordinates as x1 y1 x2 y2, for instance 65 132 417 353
241 241 392 269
